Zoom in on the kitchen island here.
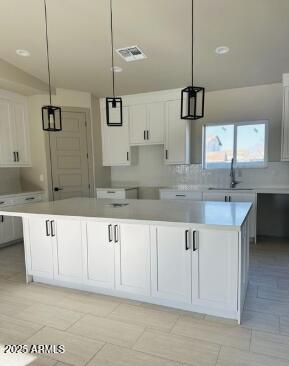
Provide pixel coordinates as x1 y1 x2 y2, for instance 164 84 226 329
0 197 251 323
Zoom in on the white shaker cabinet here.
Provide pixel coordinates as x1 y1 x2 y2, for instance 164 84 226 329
0 215 14 245
101 106 131 166
115 224 151 296
164 100 191 164
26 217 54 279
151 225 192 303
191 229 239 312
281 74 289 160
53 219 83 282
129 103 165 145
0 92 31 167
86 221 115 289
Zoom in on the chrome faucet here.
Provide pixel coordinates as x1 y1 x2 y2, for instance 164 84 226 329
230 158 239 189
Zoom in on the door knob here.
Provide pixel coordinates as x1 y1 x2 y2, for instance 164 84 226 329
54 187 63 192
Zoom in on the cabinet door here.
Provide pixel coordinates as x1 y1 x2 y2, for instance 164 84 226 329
13 217 23 240
147 102 165 144
202 192 227 202
0 99 15 165
0 216 14 244
101 107 131 166
13 102 31 165
165 100 190 164
151 226 191 303
115 224 150 296
192 229 238 312
27 217 53 278
129 105 147 145
54 219 83 281
86 221 115 289
282 87 289 160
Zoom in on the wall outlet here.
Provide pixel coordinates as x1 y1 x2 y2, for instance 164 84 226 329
39 174 44 182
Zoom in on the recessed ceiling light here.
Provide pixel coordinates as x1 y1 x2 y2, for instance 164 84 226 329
16 49 30 57
111 66 123 73
215 46 230 55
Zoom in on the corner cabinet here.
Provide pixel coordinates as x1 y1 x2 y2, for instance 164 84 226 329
100 106 131 166
0 91 31 167
164 100 191 165
281 74 289 161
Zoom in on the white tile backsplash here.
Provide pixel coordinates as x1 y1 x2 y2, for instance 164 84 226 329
111 145 289 197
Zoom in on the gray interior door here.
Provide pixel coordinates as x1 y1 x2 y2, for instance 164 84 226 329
49 111 90 200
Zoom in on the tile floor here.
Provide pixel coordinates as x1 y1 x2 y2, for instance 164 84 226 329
0 238 289 365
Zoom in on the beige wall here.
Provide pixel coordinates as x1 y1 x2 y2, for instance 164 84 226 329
0 169 21 194
20 88 110 196
191 83 282 163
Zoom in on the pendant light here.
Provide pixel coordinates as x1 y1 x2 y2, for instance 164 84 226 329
42 0 62 132
181 0 205 120
106 0 123 126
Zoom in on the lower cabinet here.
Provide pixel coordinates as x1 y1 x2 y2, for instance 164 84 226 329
85 222 151 296
151 226 192 303
53 219 83 282
191 229 239 312
86 221 115 289
27 217 54 279
115 224 150 296
0 216 14 244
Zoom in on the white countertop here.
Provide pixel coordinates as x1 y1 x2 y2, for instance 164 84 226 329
0 197 251 230
0 190 44 198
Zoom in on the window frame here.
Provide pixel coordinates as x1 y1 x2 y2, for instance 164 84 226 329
202 120 268 170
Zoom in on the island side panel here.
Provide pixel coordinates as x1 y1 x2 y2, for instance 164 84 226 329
237 216 250 324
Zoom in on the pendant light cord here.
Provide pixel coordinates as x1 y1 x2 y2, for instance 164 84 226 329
109 0 116 98
191 0 194 86
44 0 52 105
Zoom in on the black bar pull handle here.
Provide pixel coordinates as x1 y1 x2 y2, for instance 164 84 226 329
50 221 55 237
144 130 146 140
45 220 50 236
192 230 197 251
13 152 16 162
229 196 231 202
114 225 118 243
16 152 19 162
0 215 4 223
185 230 190 250
108 224 113 242
127 151 129 161
165 149 168 159
224 196 227 202
146 130 149 140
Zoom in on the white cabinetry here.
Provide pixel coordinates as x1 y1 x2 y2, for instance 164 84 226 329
0 91 31 167
101 107 131 166
53 219 83 282
165 100 191 164
191 229 239 312
160 190 202 201
0 215 14 244
86 221 115 289
282 74 289 160
129 103 165 145
26 217 54 278
96 188 138 199
151 226 191 303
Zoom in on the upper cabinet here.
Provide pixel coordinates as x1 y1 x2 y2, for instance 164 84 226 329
282 74 289 161
100 106 131 166
164 100 191 165
129 102 165 145
0 91 31 167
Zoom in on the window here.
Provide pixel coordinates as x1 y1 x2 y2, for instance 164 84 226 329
203 121 268 169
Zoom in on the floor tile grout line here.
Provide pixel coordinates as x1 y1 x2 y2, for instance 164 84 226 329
83 341 107 366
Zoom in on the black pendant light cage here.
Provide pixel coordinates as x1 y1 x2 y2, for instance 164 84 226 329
42 0 62 132
181 0 205 120
106 0 123 126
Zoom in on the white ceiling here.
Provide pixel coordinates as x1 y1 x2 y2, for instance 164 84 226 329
0 0 288 97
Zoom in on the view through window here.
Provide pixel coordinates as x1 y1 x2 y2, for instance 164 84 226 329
203 121 267 169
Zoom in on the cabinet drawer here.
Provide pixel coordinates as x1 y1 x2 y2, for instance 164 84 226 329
97 190 126 199
160 191 202 201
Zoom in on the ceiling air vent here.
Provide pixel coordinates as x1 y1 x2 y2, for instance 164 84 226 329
116 46 147 62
